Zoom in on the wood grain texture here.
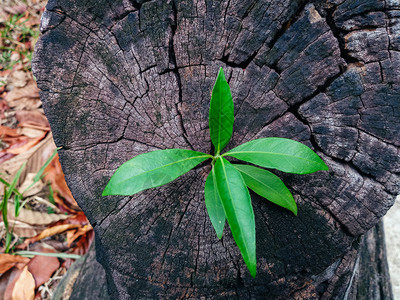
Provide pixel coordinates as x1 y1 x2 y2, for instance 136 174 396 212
32 0 399 298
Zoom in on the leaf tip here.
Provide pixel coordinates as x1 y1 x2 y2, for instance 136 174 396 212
102 186 110 196
292 202 298 216
217 67 225 80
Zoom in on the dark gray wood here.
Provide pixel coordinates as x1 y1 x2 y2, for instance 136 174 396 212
347 221 393 300
33 0 399 298
53 221 394 300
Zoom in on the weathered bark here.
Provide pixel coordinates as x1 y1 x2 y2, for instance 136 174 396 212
348 221 393 300
53 241 110 300
53 220 394 300
33 0 399 298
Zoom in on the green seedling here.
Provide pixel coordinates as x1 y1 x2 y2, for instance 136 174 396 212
0 148 58 253
103 68 328 277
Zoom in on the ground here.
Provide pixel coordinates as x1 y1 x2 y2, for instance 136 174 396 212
0 1 93 299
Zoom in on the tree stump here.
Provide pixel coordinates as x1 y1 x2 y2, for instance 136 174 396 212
33 0 399 298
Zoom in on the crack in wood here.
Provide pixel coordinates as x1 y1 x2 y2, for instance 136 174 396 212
325 6 359 65
169 0 194 150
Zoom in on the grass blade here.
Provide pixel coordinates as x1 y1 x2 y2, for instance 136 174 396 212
5 162 26 200
2 190 8 230
14 193 21 217
0 177 22 198
14 251 82 260
5 232 13 253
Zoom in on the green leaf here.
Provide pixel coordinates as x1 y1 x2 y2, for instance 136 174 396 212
103 149 212 196
233 164 297 216
204 167 225 239
209 67 234 154
224 138 328 174
2 190 8 231
48 183 55 205
14 193 21 217
5 232 12 253
214 157 256 277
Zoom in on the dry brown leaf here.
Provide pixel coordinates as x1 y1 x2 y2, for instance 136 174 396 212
54 211 89 226
5 81 41 110
19 127 45 138
66 230 77 247
0 126 44 139
53 193 78 213
0 153 15 164
64 230 94 269
27 250 60 288
22 133 56 181
6 70 30 89
0 104 10 120
18 173 44 197
0 126 20 137
9 53 20 63
21 224 81 247
0 133 55 189
2 220 39 238
0 135 24 143
3 5 28 16
23 17 41 28
19 123 50 132
0 254 30 274
7 203 70 226
16 110 49 130
66 224 93 247
0 267 20 300
1 135 30 152
6 131 46 155
11 266 35 300
70 229 94 256
0 69 12 80
44 154 79 210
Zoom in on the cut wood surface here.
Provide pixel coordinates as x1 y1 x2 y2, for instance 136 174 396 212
33 0 399 298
